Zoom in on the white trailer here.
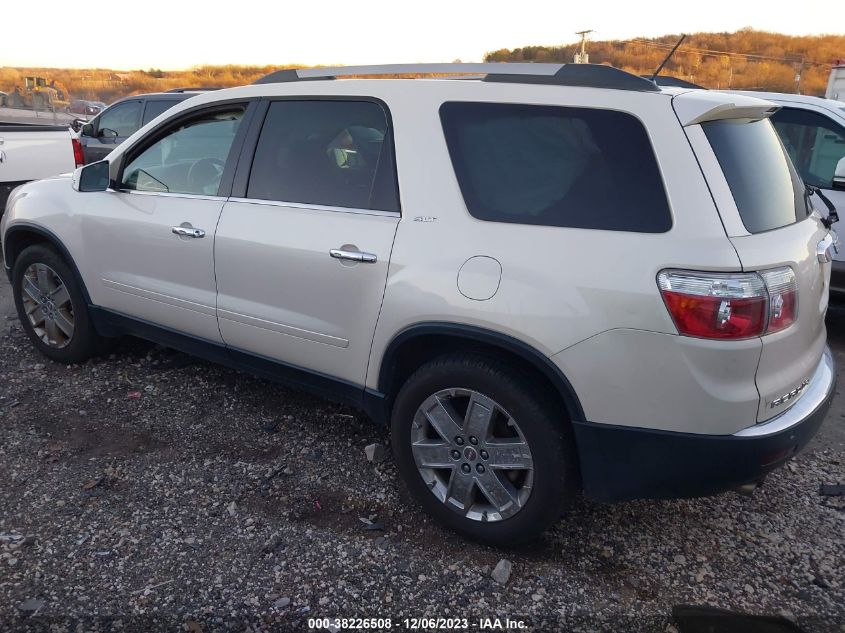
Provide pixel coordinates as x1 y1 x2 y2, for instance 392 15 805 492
827 63 845 100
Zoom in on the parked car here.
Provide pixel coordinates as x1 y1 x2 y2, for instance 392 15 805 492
68 100 91 115
0 121 83 212
86 101 107 117
76 91 204 164
728 91 845 295
1 64 836 544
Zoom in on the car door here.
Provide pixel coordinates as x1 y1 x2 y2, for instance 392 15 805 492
771 105 845 215
214 98 400 386
82 99 142 163
770 105 845 294
78 102 251 343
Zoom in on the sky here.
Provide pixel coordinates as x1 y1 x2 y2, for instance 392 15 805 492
2 0 840 70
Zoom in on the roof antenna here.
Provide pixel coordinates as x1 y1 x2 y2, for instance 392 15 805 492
650 34 686 81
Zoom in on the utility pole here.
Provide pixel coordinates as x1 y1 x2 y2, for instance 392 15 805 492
574 30 593 64
786 54 804 94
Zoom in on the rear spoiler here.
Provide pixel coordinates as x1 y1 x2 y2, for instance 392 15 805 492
672 91 780 126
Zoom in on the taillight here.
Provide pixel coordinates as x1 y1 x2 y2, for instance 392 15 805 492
760 268 797 333
657 267 797 340
71 137 84 167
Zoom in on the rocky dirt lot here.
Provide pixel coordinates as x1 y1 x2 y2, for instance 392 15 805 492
0 276 843 633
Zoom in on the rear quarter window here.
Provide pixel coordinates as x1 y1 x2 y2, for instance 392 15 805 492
142 100 178 126
703 118 809 234
439 102 672 232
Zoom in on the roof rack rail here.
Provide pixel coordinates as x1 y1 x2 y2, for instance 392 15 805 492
644 75 706 90
253 69 332 84
165 87 216 93
252 63 661 92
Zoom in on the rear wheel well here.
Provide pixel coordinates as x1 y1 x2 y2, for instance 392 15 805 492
379 329 583 424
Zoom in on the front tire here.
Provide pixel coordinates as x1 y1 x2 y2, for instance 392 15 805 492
391 353 578 545
12 244 103 364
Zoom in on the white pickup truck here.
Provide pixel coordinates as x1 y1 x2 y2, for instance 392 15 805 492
0 122 82 213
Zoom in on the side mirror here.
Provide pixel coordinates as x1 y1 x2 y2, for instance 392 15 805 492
99 128 119 143
834 157 845 192
81 123 94 137
72 161 110 192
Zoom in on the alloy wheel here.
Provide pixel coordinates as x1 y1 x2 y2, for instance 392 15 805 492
411 388 534 522
20 263 75 349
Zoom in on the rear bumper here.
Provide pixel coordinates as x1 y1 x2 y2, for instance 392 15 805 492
574 346 836 503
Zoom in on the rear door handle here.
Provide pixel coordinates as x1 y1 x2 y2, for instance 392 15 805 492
330 249 377 264
172 225 205 238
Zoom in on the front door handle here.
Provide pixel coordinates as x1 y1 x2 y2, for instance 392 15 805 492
330 249 377 264
172 225 205 239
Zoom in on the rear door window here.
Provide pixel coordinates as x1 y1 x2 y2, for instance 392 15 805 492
703 118 809 234
246 100 399 212
439 102 671 232
142 99 178 126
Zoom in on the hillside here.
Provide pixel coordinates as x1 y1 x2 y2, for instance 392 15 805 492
485 29 845 95
0 65 297 105
2 29 843 105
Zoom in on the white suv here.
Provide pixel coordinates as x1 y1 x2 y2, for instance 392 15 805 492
1 64 837 544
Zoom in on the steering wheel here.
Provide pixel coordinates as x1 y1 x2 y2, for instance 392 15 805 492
187 157 226 194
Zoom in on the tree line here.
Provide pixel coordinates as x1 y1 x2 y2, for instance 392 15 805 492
0 65 296 105
1 29 842 105
485 29 844 95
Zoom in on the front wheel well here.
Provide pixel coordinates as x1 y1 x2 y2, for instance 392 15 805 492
378 326 584 425
4 229 51 271
3 226 91 305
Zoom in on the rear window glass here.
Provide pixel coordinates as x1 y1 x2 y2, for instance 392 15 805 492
439 102 672 232
703 118 809 234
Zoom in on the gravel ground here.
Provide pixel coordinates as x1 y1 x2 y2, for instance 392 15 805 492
0 272 843 633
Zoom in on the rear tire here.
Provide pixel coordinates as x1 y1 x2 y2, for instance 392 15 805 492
391 353 578 545
12 244 104 364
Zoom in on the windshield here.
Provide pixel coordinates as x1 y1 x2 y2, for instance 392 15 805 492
703 118 810 234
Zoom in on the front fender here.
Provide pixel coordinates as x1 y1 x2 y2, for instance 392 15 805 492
2 177 91 303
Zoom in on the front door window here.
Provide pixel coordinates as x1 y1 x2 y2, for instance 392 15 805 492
121 108 244 196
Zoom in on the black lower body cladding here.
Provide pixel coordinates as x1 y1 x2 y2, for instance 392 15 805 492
573 348 836 503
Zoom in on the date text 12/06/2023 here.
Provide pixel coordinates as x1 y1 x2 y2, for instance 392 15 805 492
307 617 529 630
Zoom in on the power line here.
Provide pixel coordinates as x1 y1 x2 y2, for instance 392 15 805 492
627 38 832 68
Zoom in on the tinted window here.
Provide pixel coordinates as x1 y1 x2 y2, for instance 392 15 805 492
703 118 809 234
247 100 398 212
98 100 142 137
771 107 845 189
121 107 244 196
142 100 178 126
439 102 671 232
